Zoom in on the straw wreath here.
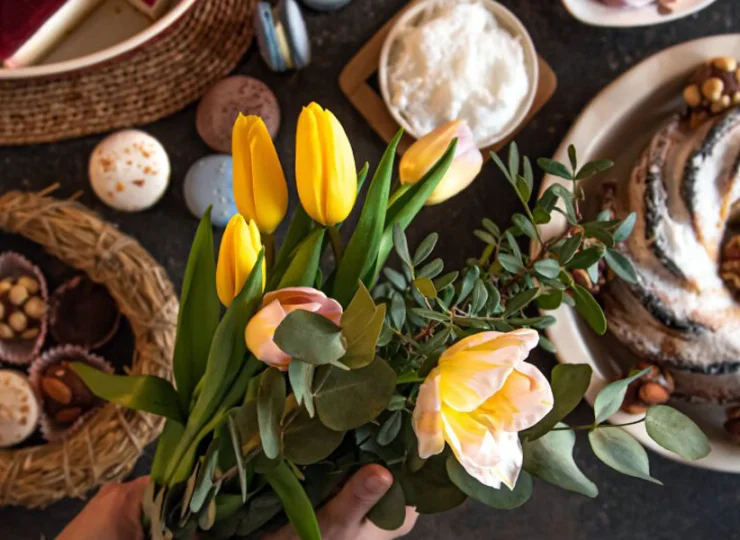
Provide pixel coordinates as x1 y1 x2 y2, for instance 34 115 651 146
0 188 177 508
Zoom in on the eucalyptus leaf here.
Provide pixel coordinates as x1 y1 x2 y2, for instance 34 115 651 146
537 158 573 180
534 259 560 279
498 253 523 273
644 405 710 460
446 455 532 509
537 290 564 311
568 144 578 172
481 218 500 237
191 437 221 512
226 415 248 503
490 150 512 183
524 364 593 441
342 283 386 369
522 425 598 498
414 277 438 299
368 477 406 531
377 411 403 446
264 461 321 540
559 233 582 265
474 229 497 245
72 364 183 423
393 223 413 269
417 259 444 279
588 428 662 485
503 288 539 316
400 454 466 514
505 231 523 263
390 294 406 329
604 249 637 283
571 284 607 335
383 267 407 290
314 358 396 431
576 159 614 180
567 246 605 269
289 360 316 417
516 175 532 205
513 213 539 242
456 267 479 304
470 279 489 313
593 368 651 424
283 397 346 465
539 335 556 353
410 308 449 322
274 310 347 367
257 368 286 460
613 212 637 243
413 233 439 265
508 141 520 181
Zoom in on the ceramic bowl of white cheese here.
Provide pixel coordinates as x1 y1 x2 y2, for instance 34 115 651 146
379 0 539 149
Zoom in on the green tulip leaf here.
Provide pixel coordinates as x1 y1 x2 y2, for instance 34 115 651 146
151 420 185 484
446 455 532 509
341 283 387 369
368 477 406 531
226 415 248 503
72 363 183 423
272 207 312 278
645 405 710 460
314 357 396 431
257 368 286 460
593 367 650 424
524 364 593 441
334 131 402 306
282 396 346 465
522 425 598 498
172 209 220 409
264 461 321 540
278 228 326 289
274 310 347 367
369 139 458 285
588 427 662 485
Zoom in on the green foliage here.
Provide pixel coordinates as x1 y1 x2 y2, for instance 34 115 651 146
522 426 598 498
72 364 183 423
282 396 345 465
399 454 466 514
593 368 651 423
341 283 387 369
368 477 406 531
257 368 286 460
588 428 662 485
264 462 321 540
645 405 710 460
278 228 326 289
446 455 532 509
274 310 347 368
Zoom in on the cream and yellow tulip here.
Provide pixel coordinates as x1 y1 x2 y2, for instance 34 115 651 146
412 329 553 489
295 103 357 226
216 214 265 306
400 120 483 205
232 114 288 234
245 287 343 371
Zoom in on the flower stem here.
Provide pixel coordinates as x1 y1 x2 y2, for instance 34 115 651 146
396 372 424 385
387 184 412 208
263 233 275 271
551 418 645 432
328 226 344 263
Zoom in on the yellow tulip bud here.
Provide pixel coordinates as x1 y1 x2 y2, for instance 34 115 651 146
295 102 357 226
400 120 483 205
216 215 265 306
232 114 288 234
412 329 553 489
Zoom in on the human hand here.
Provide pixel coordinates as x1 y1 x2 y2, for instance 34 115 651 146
265 465 418 540
57 476 148 540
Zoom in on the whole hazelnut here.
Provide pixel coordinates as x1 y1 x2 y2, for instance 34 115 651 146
8 284 28 306
16 276 39 295
620 361 675 413
572 268 593 290
24 297 46 320
0 323 14 340
8 312 27 333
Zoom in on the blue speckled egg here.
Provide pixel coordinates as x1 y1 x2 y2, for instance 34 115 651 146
183 155 237 227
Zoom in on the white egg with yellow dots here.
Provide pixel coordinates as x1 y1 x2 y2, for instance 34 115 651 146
89 129 170 212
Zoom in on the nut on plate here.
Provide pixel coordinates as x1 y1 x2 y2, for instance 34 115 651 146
683 57 740 128
620 361 675 414
721 235 740 294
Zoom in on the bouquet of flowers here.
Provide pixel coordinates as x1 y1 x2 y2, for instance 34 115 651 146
74 103 709 540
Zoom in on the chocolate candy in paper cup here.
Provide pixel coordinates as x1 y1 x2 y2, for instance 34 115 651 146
29 345 113 443
0 252 48 366
0 370 41 448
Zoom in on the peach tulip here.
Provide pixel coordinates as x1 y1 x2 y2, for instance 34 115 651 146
412 329 553 489
400 120 483 205
245 287 343 370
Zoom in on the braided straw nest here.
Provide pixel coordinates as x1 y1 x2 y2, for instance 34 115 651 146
0 189 177 508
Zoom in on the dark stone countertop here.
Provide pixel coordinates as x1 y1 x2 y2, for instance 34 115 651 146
1 0 740 538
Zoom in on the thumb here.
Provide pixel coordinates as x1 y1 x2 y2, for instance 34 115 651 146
324 465 393 527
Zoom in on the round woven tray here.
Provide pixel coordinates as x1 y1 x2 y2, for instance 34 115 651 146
0 189 178 509
0 0 257 146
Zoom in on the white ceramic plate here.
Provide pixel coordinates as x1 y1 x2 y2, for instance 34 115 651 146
0 0 196 80
378 0 539 149
537 35 740 473
562 0 718 28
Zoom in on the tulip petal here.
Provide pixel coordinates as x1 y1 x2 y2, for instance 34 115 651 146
400 121 463 186
262 287 343 326
232 115 258 223
412 370 445 459
216 215 240 306
425 147 483 205
442 408 523 490
474 362 554 433
245 299 292 370
248 118 288 233
322 109 356 225
296 105 326 225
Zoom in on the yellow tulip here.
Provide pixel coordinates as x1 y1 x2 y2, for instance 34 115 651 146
412 329 553 489
400 120 483 205
296 102 357 226
232 114 288 234
216 214 265 306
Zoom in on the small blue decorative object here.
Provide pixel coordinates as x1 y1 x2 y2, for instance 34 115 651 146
254 0 311 72
301 0 352 11
183 155 237 227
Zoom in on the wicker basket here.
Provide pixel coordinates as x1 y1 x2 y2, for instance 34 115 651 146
0 189 177 508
